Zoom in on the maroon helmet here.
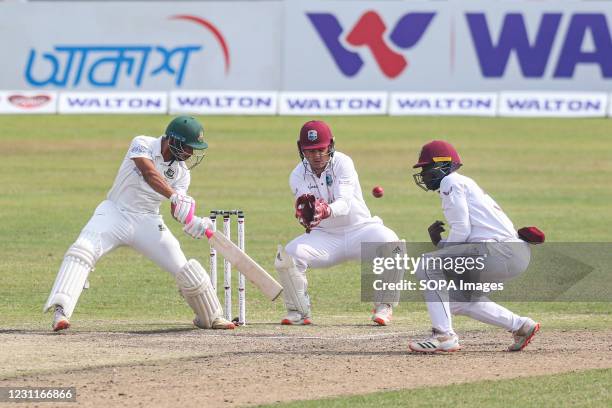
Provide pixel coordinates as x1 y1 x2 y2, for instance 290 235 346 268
413 140 462 191
413 140 462 168
297 120 335 161
299 120 334 150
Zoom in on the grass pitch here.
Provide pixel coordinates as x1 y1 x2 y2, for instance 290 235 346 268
263 368 612 408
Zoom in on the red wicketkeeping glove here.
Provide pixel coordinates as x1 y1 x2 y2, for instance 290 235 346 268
309 198 331 229
295 194 316 232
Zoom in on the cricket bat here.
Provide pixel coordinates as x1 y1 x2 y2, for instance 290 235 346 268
205 229 283 301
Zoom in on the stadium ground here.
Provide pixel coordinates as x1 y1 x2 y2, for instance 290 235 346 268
1 115 610 406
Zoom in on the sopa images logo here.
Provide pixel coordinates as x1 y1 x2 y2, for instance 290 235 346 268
307 11 435 79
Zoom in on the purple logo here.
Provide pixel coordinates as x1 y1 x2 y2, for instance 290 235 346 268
307 11 435 78
467 13 612 78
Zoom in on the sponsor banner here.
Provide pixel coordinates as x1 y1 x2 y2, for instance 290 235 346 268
279 92 388 115
0 90 57 114
390 93 497 116
284 1 612 91
499 92 608 117
58 92 168 114
0 2 281 90
170 91 278 115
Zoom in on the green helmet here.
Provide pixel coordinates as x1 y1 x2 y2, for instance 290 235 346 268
165 116 208 150
165 116 207 169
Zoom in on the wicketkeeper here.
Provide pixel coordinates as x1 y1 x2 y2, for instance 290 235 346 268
275 120 405 326
44 116 234 331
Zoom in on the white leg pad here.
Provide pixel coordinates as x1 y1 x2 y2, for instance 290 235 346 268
43 231 98 317
373 240 407 307
175 259 222 329
275 245 311 316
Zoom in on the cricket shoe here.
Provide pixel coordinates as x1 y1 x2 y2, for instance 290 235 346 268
281 310 312 325
371 303 393 326
52 306 70 332
508 318 540 352
193 316 235 330
409 329 461 353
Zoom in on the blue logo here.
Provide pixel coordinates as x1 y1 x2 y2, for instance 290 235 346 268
23 15 232 88
307 130 318 141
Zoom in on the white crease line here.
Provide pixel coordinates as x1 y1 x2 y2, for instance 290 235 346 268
189 332 412 340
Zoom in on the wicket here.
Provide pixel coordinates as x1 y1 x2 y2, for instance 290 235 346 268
209 210 246 326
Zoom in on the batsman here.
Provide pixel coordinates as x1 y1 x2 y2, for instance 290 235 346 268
44 116 235 331
275 120 405 326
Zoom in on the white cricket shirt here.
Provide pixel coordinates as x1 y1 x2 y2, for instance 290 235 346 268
289 151 375 231
438 172 519 245
107 136 190 214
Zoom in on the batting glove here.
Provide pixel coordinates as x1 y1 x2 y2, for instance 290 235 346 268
170 193 196 225
183 216 213 239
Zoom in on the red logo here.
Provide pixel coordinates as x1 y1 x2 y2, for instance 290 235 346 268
170 15 231 74
8 94 51 109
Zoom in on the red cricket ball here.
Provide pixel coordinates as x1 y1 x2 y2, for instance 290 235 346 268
372 186 384 198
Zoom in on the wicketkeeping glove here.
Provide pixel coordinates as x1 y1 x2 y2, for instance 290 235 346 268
295 194 316 232
309 198 331 229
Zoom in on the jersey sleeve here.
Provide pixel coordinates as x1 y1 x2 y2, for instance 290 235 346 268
174 170 191 196
328 155 357 217
289 167 310 198
127 136 154 160
440 178 471 245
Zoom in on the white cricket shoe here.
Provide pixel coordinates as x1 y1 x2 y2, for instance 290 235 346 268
52 306 70 332
409 329 461 353
281 310 312 325
508 318 540 352
193 316 235 330
372 303 393 326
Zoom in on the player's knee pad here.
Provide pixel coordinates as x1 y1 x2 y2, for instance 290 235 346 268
373 240 406 307
66 229 100 267
274 245 310 316
176 259 222 329
43 230 99 317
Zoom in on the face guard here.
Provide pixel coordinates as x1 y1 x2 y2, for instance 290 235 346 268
298 140 335 175
165 116 207 170
413 162 460 191
169 137 206 169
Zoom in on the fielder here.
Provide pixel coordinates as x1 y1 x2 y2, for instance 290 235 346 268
408 140 542 352
44 116 234 332
275 120 405 326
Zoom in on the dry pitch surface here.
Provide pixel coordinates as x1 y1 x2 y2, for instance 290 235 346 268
2 322 611 407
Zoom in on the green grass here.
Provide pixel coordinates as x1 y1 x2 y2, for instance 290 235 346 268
0 115 611 327
260 368 612 408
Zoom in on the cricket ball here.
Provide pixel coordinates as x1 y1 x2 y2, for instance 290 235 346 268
372 186 384 198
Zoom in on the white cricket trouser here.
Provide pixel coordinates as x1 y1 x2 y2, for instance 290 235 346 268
285 218 398 273
415 241 531 334
44 200 188 317
81 200 188 274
